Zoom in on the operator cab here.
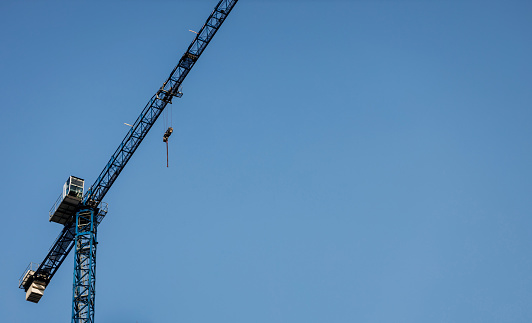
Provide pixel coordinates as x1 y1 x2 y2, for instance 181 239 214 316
49 176 84 225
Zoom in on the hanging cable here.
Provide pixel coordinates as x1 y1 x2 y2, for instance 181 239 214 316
161 102 173 167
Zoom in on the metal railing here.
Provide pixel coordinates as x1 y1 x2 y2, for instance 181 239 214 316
49 192 64 219
19 262 40 289
49 185 83 219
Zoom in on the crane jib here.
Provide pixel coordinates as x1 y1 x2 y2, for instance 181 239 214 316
83 0 238 206
24 0 239 296
83 0 238 208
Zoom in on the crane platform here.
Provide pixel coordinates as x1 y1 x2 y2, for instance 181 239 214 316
49 176 84 225
19 263 47 303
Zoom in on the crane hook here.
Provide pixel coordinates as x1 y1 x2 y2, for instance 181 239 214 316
163 127 173 143
163 127 173 167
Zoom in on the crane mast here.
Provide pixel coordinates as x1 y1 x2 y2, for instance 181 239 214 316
19 1 239 322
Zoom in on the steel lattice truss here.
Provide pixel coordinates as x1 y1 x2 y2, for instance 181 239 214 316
21 0 239 303
84 0 239 208
31 205 107 287
72 209 97 323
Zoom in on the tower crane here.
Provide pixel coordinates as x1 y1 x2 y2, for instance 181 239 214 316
18 1 239 322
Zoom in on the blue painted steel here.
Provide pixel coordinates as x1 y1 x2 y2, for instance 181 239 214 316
21 204 107 292
83 0 239 208
25 0 239 291
72 208 97 323
21 2 240 321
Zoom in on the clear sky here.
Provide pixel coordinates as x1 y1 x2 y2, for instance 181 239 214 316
1 0 532 322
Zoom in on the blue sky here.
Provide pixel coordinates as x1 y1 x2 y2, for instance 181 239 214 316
1 1 532 322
